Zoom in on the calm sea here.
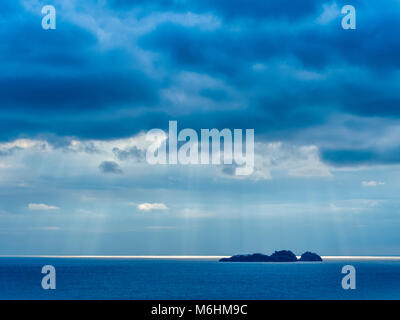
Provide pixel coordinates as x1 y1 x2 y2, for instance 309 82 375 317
0 257 399 300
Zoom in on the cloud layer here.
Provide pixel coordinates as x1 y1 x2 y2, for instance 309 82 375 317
137 203 169 211
28 203 60 211
0 0 400 168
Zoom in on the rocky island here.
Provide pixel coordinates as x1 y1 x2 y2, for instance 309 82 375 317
219 250 322 262
299 251 323 262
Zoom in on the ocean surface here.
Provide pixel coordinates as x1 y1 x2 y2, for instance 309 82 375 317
0 257 400 300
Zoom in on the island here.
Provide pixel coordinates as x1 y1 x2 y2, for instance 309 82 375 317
299 251 323 262
219 250 322 262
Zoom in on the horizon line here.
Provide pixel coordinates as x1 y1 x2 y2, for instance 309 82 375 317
1 255 400 260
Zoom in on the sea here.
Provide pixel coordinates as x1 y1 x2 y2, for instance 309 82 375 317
0 256 399 300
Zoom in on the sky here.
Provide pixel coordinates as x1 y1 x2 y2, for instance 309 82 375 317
1 0 400 255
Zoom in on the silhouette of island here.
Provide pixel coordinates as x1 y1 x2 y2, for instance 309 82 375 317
299 251 323 261
219 250 322 262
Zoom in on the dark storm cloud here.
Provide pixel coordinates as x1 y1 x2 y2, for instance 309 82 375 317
138 23 283 77
139 4 400 73
321 148 400 167
99 161 123 174
0 72 157 112
113 146 146 162
137 2 400 121
0 1 97 73
0 112 172 141
1 0 400 167
0 5 158 114
0 1 160 141
109 0 321 21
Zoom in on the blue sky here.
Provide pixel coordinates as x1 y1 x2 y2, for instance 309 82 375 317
1 0 400 255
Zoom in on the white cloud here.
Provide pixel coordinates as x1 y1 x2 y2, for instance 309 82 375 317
362 181 385 187
0 138 50 150
0 139 52 160
28 203 59 211
220 142 332 180
0 134 332 185
137 203 168 211
316 2 340 25
285 145 332 177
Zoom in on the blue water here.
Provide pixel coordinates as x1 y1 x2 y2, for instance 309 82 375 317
0 258 399 299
